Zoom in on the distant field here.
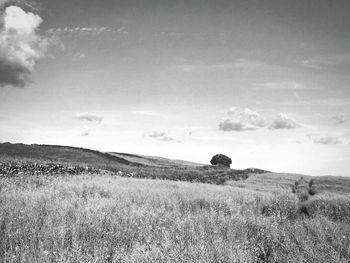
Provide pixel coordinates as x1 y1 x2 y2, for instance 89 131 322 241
1 174 350 262
227 172 311 192
227 172 350 196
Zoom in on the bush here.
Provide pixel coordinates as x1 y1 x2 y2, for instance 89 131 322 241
210 154 232 168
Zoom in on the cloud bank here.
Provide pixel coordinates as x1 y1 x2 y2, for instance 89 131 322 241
0 5 52 87
74 113 103 123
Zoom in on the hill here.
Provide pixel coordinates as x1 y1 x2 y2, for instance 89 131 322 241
0 142 138 170
0 142 268 184
0 142 204 169
1 142 349 194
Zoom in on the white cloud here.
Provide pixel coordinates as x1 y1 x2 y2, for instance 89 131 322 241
313 135 341 145
147 131 175 142
74 113 103 123
219 108 301 132
219 108 265 131
332 114 346 124
0 5 53 87
269 113 300 130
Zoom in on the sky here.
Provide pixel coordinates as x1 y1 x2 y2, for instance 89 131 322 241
1 0 350 176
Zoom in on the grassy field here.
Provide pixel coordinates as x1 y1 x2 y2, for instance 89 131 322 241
1 174 350 263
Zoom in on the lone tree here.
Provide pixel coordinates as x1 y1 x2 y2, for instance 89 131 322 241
210 154 232 168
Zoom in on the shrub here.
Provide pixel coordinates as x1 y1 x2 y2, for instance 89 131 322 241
210 154 232 168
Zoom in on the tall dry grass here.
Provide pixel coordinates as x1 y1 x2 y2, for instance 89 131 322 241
0 174 349 262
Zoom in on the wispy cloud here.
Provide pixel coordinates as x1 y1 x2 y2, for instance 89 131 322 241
74 113 102 136
332 114 346 124
169 58 281 73
80 126 90 136
73 52 86 61
0 5 56 87
147 131 175 142
254 81 306 90
74 113 103 123
302 54 350 69
48 26 128 36
116 26 128 34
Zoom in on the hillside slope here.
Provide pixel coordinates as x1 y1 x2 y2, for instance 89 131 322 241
0 142 139 170
0 142 204 169
108 152 204 168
